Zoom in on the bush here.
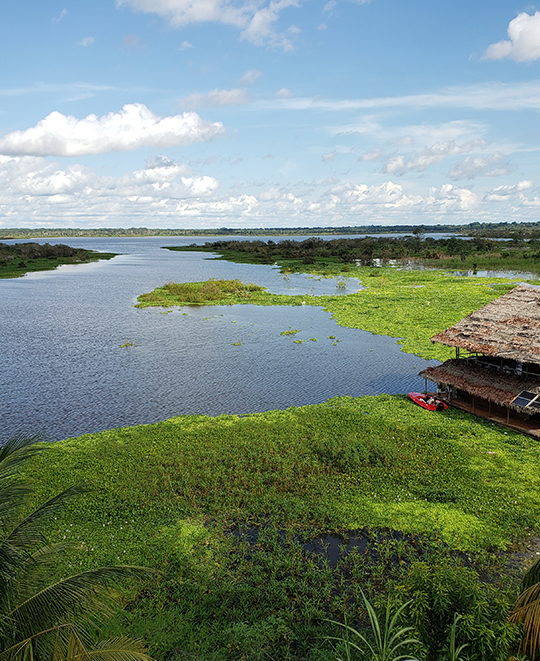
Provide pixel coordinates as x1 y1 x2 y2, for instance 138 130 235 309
398 560 520 661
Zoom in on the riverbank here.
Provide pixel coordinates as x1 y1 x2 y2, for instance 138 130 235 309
22 394 539 659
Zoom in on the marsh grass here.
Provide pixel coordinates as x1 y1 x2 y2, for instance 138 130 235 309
136 279 265 307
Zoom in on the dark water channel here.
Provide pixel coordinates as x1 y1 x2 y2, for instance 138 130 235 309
1 236 439 442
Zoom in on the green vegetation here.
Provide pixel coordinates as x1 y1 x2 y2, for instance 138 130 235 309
165 235 540 276
0 242 117 278
0 433 154 661
136 279 265 306
136 272 517 361
19 396 540 660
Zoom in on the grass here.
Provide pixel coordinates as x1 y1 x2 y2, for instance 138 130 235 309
135 270 520 361
20 395 540 659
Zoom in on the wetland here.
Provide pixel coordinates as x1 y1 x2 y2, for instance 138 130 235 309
5 232 540 660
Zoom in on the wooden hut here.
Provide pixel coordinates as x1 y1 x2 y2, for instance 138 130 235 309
419 283 540 435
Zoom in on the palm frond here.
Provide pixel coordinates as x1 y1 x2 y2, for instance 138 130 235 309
0 434 46 483
8 565 156 644
509 582 540 660
522 557 540 593
6 485 86 551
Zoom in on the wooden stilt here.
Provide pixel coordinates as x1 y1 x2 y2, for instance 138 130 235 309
507 407 510 423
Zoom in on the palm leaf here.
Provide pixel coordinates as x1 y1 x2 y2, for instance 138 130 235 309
509 582 540 659
0 434 46 484
522 557 540 593
8 565 155 644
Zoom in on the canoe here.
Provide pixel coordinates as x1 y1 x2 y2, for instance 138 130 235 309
409 391 448 411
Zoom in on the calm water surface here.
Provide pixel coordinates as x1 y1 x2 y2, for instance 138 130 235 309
1 236 440 441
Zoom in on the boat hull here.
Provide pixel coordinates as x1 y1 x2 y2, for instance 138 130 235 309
409 391 448 411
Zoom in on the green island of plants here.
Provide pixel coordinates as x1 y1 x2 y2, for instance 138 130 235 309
135 272 518 361
0 242 117 278
20 395 540 660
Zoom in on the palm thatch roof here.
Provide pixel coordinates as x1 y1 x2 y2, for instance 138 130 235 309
420 359 540 411
431 283 540 365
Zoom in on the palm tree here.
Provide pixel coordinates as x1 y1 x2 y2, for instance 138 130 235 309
509 554 540 660
0 433 156 661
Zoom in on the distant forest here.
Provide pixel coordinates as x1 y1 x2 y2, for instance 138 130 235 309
2 220 540 240
1 224 464 239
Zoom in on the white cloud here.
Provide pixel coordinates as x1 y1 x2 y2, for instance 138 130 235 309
0 154 535 226
322 1 335 12
484 180 535 200
116 0 300 50
180 88 253 110
0 104 225 157
179 40 193 50
78 36 95 47
448 153 517 180
52 9 68 24
239 69 262 85
483 12 540 62
259 80 540 112
358 147 382 162
275 87 294 98
383 140 488 176
322 152 335 163
181 176 220 194
426 184 478 211
317 23 327 30
240 0 300 50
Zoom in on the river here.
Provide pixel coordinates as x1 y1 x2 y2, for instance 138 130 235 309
1 236 440 441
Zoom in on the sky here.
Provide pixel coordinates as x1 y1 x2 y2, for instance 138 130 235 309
2 1 540 229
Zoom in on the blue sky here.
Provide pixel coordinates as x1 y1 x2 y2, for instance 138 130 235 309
1 1 540 228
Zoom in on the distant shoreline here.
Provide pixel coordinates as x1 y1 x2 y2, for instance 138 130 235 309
0 224 462 239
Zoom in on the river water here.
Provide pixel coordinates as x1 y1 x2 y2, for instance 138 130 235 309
1 236 440 442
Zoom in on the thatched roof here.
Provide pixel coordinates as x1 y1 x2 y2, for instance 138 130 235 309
431 283 540 365
420 359 540 410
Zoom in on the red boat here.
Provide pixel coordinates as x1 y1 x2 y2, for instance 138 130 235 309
409 392 448 411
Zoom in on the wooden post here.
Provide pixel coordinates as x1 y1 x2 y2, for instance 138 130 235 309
507 407 510 423
472 396 475 413
488 401 491 417
424 378 427 394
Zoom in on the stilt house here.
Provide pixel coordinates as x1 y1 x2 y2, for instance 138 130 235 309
419 283 540 433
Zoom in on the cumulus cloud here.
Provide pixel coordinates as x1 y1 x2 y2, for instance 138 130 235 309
116 0 301 50
322 152 335 163
179 40 193 49
483 12 540 62
180 88 253 110
239 69 262 85
448 153 517 180
382 140 488 176
484 180 535 200
0 103 225 157
78 36 95 47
